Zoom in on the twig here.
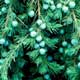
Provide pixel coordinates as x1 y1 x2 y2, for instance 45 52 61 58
31 0 34 5
72 10 80 37
5 5 12 28
16 16 28 28
37 0 40 17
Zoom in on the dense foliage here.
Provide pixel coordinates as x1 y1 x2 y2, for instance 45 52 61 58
0 0 80 80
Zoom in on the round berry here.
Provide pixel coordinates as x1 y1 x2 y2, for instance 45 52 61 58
40 23 46 29
47 56 53 61
71 38 78 46
1 7 7 13
8 32 12 37
43 4 49 10
30 31 37 37
11 12 16 18
28 10 35 17
44 0 51 4
29 28 34 32
50 5 56 11
67 44 72 48
60 29 64 35
56 3 62 9
77 62 80 69
1 52 7 57
0 38 6 45
62 6 69 13
36 19 42 25
39 41 45 47
50 0 54 5
62 41 68 47
12 20 18 27
69 1 76 8
4 0 10 4
36 35 42 42
44 74 50 80
39 48 46 55
59 47 64 53
34 43 40 49
0 59 4 64
4 41 9 46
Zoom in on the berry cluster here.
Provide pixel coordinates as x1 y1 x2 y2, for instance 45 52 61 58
29 19 47 55
43 0 76 14
57 1 76 13
43 0 56 11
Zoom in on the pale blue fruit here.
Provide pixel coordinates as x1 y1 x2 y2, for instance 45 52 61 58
60 29 64 34
44 74 50 80
1 7 7 13
69 1 76 8
36 35 42 42
30 31 37 37
56 3 62 9
44 0 51 4
71 38 78 46
28 10 35 17
62 41 68 47
43 4 49 10
59 47 64 53
77 62 80 69
4 0 10 4
34 43 40 49
0 38 5 45
62 6 69 13
40 23 46 29
36 19 42 25
39 48 46 55
29 28 34 32
12 20 18 27
47 56 53 61
39 41 45 47
50 5 56 11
